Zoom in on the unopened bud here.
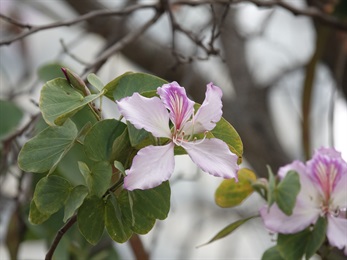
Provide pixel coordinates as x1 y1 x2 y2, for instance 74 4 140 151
61 68 91 96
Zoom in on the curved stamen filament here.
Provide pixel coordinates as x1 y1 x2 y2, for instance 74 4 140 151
191 131 208 145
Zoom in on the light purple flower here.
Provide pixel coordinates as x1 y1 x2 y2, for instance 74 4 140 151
117 82 239 190
260 147 347 255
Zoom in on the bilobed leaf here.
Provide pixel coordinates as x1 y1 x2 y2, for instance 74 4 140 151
261 246 284 260
305 217 327 259
78 161 112 198
118 181 171 234
29 200 51 225
112 128 134 165
77 196 105 245
67 105 98 131
87 73 104 92
277 229 311 260
118 191 155 234
277 217 327 260
130 181 170 220
211 116 243 164
18 119 78 173
63 185 89 222
215 168 256 208
126 122 153 149
105 193 132 243
84 119 126 162
0 100 23 141
199 215 257 247
275 171 301 215
37 63 64 82
33 175 72 215
39 78 104 126
107 72 167 101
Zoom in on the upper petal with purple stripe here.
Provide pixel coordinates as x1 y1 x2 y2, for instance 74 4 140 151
157 82 194 131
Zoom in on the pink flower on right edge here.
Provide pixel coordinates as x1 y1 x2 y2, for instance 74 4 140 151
260 147 347 255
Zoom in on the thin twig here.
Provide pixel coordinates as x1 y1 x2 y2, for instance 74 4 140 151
172 0 347 31
0 3 158 46
0 13 32 29
163 0 219 67
59 39 91 66
45 215 77 260
81 12 163 78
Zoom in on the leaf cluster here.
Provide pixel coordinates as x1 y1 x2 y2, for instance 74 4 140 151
17 67 243 255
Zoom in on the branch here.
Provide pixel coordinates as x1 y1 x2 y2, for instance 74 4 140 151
45 215 77 260
81 11 163 77
172 0 347 31
0 13 32 29
0 3 158 46
129 234 149 260
162 0 220 68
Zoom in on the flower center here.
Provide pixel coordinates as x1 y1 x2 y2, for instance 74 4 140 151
171 128 207 147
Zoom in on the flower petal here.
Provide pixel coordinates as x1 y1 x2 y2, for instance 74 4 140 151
124 143 175 190
181 138 239 179
331 172 347 211
157 82 195 131
327 215 347 255
307 147 347 201
278 160 307 179
117 93 171 138
260 200 320 234
183 82 223 135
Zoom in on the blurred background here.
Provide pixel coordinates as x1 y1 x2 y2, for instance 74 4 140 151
0 0 346 259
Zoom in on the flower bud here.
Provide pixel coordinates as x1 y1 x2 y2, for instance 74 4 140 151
61 68 91 96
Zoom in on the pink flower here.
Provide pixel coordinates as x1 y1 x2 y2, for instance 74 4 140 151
260 147 347 255
117 82 239 190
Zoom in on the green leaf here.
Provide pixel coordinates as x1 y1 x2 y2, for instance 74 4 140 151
37 63 65 82
69 105 98 131
210 116 243 164
105 72 167 101
118 181 171 234
112 128 134 165
261 246 284 260
63 185 89 223
77 196 105 245
39 78 104 126
105 193 132 243
267 165 276 207
275 171 301 215
305 217 327 259
114 161 125 176
215 168 256 208
18 119 78 173
33 175 72 215
0 100 23 141
129 181 171 220
78 161 112 197
84 119 126 162
28 200 51 225
87 73 104 92
118 192 155 235
277 229 311 260
198 215 257 247
126 122 154 149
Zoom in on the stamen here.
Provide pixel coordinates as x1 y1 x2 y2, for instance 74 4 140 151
190 131 208 145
